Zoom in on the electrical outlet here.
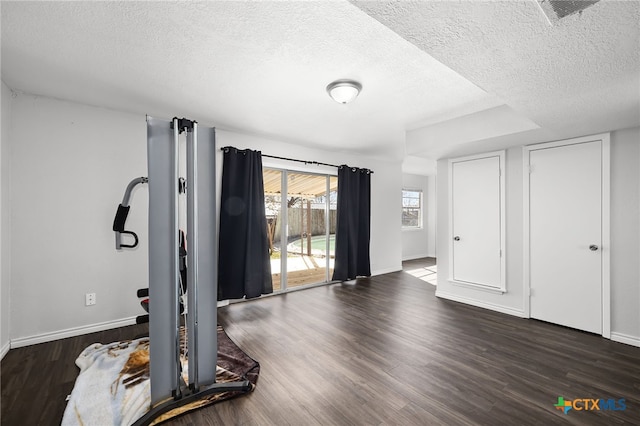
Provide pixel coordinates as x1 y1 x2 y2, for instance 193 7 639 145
85 293 96 306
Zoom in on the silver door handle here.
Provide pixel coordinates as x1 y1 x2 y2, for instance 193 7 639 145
589 245 599 251
454 236 460 241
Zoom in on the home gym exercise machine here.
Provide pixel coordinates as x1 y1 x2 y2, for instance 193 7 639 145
114 177 188 322
113 116 250 425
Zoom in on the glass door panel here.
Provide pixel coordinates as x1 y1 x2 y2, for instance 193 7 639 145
328 175 338 279
263 168 283 292
285 172 335 289
263 168 338 292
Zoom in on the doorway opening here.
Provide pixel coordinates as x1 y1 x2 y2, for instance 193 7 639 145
264 168 338 292
403 258 437 286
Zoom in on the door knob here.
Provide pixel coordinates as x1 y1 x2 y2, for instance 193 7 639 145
454 236 460 241
589 245 599 251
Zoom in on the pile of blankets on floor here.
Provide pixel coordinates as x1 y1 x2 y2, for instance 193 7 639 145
61 326 259 425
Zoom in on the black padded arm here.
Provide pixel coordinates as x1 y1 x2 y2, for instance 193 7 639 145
113 204 130 232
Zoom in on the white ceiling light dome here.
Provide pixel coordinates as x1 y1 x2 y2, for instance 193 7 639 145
326 79 362 104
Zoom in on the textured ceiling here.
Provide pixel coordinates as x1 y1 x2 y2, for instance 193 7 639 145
352 0 640 160
2 1 639 173
1 1 500 164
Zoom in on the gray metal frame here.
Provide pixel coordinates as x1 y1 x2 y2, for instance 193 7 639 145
147 116 181 401
138 116 248 426
186 122 219 389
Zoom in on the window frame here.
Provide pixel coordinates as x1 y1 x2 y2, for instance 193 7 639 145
401 188 423 229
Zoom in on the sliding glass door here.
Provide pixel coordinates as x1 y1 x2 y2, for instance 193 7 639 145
263 169 284 291
263 168 337 292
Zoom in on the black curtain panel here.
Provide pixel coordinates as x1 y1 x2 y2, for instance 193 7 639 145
218 147 273 300
332 165 372 281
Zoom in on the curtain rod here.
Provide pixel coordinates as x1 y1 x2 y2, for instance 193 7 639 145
220 146 374 173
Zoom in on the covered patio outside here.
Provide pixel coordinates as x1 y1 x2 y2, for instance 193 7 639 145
263 169 337 291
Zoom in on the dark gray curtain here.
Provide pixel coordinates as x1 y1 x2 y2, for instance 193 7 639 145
218 147 272 300
332 165 372 281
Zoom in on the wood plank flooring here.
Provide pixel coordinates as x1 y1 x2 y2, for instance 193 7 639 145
2 258 639 425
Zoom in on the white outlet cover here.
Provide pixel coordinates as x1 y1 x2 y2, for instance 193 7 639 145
85 293 96 306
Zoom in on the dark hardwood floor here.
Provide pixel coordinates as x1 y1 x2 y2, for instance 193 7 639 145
2 258 639 425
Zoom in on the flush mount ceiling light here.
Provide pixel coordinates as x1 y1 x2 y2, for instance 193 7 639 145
326 79 362 104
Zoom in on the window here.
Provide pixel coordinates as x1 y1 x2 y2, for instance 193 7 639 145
402 189 422 228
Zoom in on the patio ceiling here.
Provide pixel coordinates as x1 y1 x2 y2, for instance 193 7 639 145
263 169 338 199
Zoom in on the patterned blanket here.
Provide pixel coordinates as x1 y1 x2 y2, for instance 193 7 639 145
61 326 259 425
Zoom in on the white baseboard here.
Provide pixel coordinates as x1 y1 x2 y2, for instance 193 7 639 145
1 340 10 360
435 290 526 318
402 253 431 261
611 332 640 348
10 316 138 349
372 266 402 276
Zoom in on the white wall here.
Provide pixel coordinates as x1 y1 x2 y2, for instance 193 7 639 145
401 173 429 260
436 127 640 345
9 93 148 345
610 127 640 344
426 175 437 258
1 81 12 357
6 94 403 345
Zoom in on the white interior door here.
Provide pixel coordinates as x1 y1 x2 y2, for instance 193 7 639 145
451 155 502 288
529 141 602 334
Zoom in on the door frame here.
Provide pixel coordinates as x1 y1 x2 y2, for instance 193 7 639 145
522 133 610 338
263 166 337 292
448 150 506 293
